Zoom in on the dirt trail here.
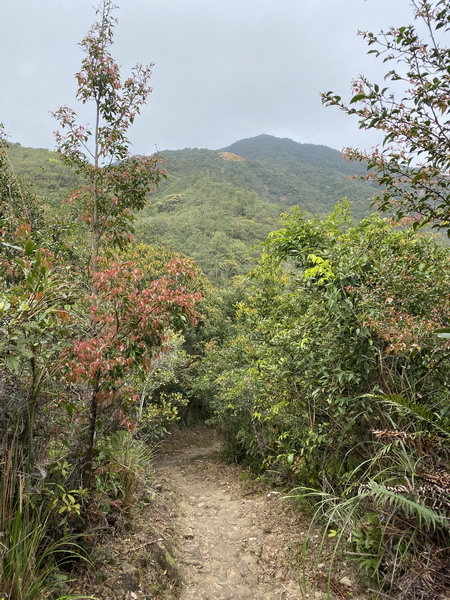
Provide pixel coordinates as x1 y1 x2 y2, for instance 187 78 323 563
155 428 308 600
76 427 362 599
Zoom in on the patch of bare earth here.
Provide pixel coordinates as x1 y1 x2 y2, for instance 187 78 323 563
154 426 367 600
74 426 368 600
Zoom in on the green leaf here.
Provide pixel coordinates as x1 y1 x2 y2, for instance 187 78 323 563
350 93 366 104
5 354 20 373
24 239 36 256
328 529 338 538
64 403 76 417
435 327 450 339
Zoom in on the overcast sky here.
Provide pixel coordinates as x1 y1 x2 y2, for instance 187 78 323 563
1 0 414 154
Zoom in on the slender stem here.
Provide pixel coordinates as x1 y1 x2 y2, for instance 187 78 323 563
92 99 101 276
84 99 101 488
83 375 100 489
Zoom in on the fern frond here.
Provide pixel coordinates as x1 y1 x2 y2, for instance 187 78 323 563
360 481 449 532
365 393 450 440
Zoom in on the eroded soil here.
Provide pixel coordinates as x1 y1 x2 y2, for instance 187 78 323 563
156 430 304 599
75 427 364 599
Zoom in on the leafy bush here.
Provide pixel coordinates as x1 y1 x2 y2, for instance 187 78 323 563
200 202 450 596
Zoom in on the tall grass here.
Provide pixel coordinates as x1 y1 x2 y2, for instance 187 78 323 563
0 438 90 600
101 430 154 506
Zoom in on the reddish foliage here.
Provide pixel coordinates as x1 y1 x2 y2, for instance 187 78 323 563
66 260 203 400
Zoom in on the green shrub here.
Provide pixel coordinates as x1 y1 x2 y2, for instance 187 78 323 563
200 202 450 595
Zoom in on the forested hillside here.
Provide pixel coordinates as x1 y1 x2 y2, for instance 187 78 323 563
5 142 81 206
137 135 377 279
154 134 374 214
8 134 377 281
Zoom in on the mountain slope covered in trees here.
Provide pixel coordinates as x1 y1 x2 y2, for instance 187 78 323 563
137 134 376 279
7 134 376 280
154 133 374 215
5 142 81 206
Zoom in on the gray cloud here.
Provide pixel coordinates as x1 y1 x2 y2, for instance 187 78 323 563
1 0 413 153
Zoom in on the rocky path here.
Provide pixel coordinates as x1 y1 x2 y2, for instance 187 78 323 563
77 428 361 599
155 429 306 600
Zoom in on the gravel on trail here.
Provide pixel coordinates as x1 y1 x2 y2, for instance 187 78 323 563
155 428 323 600
75 427 363 600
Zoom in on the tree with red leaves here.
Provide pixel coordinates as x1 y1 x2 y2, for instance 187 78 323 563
53 1 202 486
67 258 202 485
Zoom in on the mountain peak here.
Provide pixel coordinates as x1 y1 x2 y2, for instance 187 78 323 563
219 134 362 174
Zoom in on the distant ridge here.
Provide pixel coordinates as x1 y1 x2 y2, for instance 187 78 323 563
219 134 367 175
7 134 376 281
221 133 338 157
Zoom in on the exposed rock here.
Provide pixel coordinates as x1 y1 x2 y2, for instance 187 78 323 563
148 540 179 583
105 571 140 593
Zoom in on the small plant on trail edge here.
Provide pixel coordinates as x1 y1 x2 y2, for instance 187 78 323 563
95 430 155 514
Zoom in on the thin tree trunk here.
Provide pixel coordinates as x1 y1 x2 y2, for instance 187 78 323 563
83 100 101 489
92 100 101 276
82 377 99 488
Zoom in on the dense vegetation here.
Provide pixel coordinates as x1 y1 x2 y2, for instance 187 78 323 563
8 135 377 282
198 203 450 596
1 1 450 599
137 178 281 280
